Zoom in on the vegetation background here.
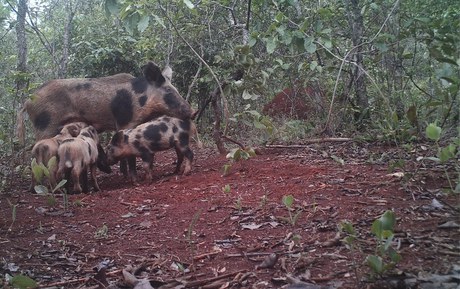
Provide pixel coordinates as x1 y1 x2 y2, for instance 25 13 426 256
0 0 458 190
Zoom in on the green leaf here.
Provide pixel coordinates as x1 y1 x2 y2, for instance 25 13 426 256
242 90 253 100
153 15 166 28
265 37 277 54
104 0 120 15
282 195 294 208
375 42 388 52
366 255 384 274
137 15 150 32
341 221 356 235
439 144 456 162
426 123 442 141
304 38 316 53
10 275 38 289
34 185 48 195
183 0 195 9
32 163 44 183
52 179 67 193
47 156 57 172
372 210 396 239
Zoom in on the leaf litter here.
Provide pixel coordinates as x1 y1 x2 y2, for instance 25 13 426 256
0 143 459 288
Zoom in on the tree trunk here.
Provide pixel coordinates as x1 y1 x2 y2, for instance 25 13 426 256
16 0 28 88
345 0 369 127
58 1 76 78
15 0 28 160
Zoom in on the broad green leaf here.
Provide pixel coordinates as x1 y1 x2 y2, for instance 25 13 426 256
32 163 44 183
34 185 48 195
183 0 195 9
388 247 401 263
265 37 277 54
47 156 57 172
375 42 388 52
426 123 441 141
10 275 38 289
310 61 318 71
104 0 120 15
53 179 68 192
341 221 356 235
282 195 294 208
439 144 456 162
137 15 150 32
366 255 384 274
372 210 396 239
153 15 165 28
242 90 253 100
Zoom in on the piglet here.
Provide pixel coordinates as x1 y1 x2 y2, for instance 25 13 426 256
56 125 101 193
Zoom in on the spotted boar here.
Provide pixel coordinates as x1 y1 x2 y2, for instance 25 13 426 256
30 122 88 192
17 61 194 142
106 116 196 182
56 126 101 193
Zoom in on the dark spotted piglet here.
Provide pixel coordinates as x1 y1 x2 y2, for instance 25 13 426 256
56 126 101 194
106 116 196 182
30 122 88 192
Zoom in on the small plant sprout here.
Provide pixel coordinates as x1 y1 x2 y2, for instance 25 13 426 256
222 147 257 176
222 184 231 194
234 195 243 211
187 210 202 260
94 224 109 239
32 156 68 208
7 199 18 232
281 194 302 226
259 194 268 208
366 210 401 277
425 123 459 193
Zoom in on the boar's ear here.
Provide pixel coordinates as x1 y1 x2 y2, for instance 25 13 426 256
111 131 124 145
162 66 173 81
143 61 165 87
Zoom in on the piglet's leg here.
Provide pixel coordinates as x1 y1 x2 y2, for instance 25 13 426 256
90 164 100 191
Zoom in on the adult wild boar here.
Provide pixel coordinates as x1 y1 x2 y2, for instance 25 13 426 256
17 61 193 142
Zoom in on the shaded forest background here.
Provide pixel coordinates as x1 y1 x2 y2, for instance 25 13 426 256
0 0 458 190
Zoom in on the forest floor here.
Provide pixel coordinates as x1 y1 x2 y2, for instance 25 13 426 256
0 141 459 289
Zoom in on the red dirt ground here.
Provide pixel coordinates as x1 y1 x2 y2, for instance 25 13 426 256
0 142 458 288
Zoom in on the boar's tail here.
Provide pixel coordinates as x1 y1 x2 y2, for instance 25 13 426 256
64 149 73 169
16 106 27 146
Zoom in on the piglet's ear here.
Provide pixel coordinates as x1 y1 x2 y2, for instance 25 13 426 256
111 131 124 145
143 61 165 87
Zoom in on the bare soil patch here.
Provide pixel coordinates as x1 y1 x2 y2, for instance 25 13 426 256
0 142 458 288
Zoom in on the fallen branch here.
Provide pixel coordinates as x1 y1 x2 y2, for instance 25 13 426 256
266 138 352 149
184 269 247 288
193 250 221 261
38 269 122 288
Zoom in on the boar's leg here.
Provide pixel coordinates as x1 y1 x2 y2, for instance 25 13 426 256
120 157 137 179
80 169 89 193
90 164 101 191
182 148 194 175
174 147 185 174
140 153 154 182
71 168 83 194
126 156 138 183
120 159 128 177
